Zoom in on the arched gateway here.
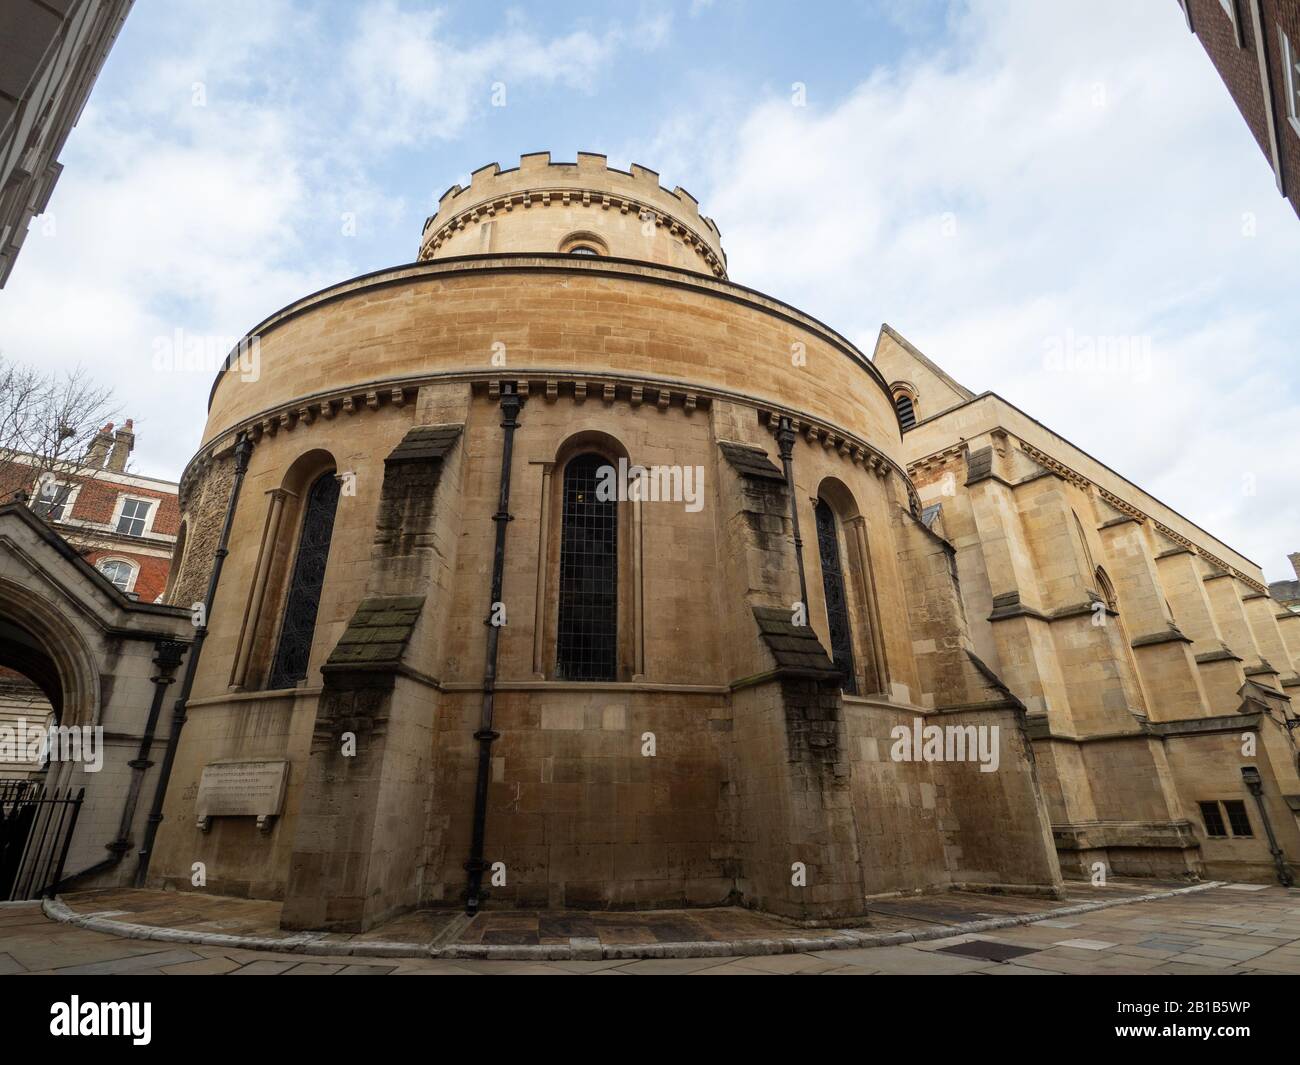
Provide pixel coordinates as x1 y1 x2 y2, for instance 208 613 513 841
0 502 192 897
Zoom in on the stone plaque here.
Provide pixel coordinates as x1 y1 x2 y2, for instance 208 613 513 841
196 760 289 824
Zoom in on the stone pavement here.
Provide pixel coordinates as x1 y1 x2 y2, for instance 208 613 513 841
2 880 1299 973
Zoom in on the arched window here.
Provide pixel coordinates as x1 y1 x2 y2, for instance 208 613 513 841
267 470 340 689
559 232 608 257
814 498 857 694
1096 566 1119 612
894 392 917 430
556 452 617 681
98 558 136 593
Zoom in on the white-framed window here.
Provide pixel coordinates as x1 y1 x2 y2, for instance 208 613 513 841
114 496 153 537
30 479 76 521
1283 28 1300 137
97 558 137 593
1218 0 1244 46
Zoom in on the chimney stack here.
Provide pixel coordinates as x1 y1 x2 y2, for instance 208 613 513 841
84 422 114 467
106 418 134 472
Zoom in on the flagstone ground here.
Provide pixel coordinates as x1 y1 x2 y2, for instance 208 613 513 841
2 881 1298 974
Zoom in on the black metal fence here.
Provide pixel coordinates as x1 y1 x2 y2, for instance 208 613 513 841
0 781 84 900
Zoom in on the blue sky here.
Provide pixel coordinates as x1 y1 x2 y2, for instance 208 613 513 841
2 0 1298 580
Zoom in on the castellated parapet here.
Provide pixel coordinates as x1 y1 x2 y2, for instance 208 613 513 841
419 151 728 278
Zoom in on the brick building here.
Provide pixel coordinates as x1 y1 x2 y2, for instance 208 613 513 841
3 419 180 602
1177 0 1300 218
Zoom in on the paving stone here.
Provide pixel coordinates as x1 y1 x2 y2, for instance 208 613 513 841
159 956 243 975
1181 942 1275 961
612 956 738 975
4 880 1300 975
50 948 205 975
231 960 300 975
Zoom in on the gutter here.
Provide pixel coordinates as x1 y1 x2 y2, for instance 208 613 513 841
463 383 522 915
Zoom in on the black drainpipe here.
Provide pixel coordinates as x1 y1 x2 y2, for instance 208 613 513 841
776 415 810 619
47 638 187 893
134 433 253 887
464 382 522 915
1241 765 1295 887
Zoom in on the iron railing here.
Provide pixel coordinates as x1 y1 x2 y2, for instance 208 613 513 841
0 781 84 900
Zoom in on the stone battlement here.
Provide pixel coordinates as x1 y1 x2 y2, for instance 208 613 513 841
419 151 727 277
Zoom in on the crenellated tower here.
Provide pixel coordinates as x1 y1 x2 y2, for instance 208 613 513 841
419 151 727 278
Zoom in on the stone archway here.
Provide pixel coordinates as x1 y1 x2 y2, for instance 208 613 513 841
0 577 99 732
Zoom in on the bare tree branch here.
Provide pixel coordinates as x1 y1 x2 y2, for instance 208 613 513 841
0 353 121 529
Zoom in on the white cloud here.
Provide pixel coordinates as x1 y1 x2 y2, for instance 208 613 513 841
0 0 654 485
341 2 663 148
2 0 1296 584
626 0 1300 580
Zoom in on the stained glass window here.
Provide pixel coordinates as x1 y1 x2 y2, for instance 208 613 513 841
268 471 340 689
815 498 857 694
556 453 617 681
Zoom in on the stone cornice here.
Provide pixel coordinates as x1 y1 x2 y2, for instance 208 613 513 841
1027 711 1264 744
183 369 916 508
755 409 917 512
907 432 1267 595
903 397 1264 580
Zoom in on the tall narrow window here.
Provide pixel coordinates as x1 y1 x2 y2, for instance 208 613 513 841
556 453 617 681
1198 801 1227 838
894 393 916 430
268 470 340 689
1222 800 1253 837
815 498 857 694
1283 29 1300 135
